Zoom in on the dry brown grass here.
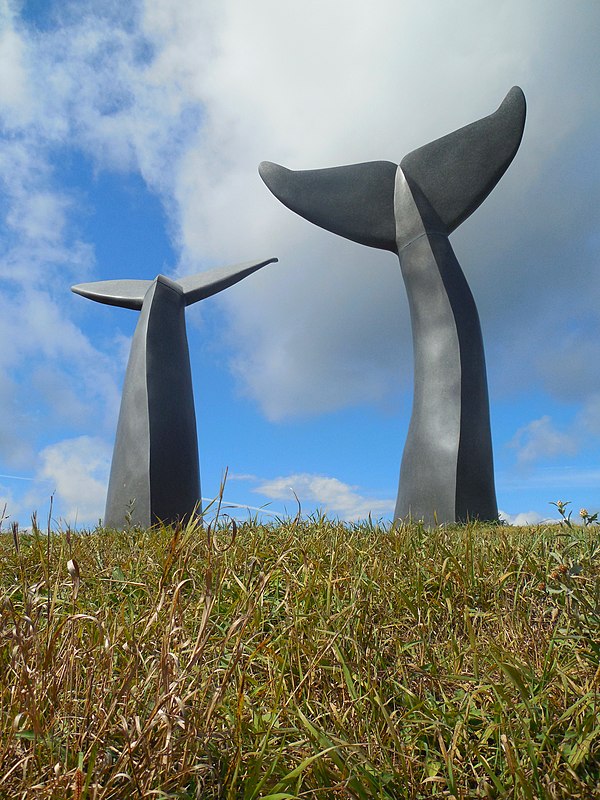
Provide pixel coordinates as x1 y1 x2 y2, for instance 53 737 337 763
0 516 598 798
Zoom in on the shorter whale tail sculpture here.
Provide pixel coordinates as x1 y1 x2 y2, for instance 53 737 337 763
259 87 526 525
73 258 277 529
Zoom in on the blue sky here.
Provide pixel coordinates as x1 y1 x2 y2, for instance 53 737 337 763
0 0 599 527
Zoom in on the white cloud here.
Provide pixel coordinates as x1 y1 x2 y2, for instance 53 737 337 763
507 393 600 469
3 0 599 428
0 286 120 458
0 1 33 124
228 472 259 483
254 472 394 520
0 0 599 523
509 415 578 465
498 509 554 526
0 9 126 484
146 0 600 421
31 436 112 525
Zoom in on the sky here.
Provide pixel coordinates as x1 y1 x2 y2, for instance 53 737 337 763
0 0 599 528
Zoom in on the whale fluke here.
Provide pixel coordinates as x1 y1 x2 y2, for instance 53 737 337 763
259 87 526 249
72 258 278 311
259 88 526 525
72 257 278 529
401 86 526 232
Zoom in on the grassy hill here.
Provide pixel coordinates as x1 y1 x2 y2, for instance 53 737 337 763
0 515 598 798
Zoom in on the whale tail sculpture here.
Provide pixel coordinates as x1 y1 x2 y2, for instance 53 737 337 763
73 258 277 529
259 87 526 525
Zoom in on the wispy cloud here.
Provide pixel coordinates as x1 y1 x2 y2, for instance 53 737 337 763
28 436 111 525
509 415 579 465
508 393 600 468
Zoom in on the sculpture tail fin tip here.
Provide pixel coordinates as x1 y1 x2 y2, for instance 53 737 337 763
71 280 151 310
180 257 278 306
400 86 526 231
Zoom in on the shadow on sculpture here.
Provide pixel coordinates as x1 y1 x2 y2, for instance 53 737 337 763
259 87 526 525
72 258 277 529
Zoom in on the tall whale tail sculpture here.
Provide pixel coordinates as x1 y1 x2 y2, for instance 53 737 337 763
259 87 525 525
73 258 277 529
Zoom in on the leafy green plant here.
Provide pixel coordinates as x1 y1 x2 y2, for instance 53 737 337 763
579 508 599 527
550 499 573 528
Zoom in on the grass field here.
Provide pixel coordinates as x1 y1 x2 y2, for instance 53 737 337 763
0 513 598 798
